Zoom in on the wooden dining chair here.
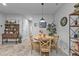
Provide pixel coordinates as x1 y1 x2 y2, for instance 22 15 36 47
51 35 59 53
39 39 51 56
30 35 40 54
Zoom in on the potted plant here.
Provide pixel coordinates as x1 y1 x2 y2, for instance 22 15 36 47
47 23 57 36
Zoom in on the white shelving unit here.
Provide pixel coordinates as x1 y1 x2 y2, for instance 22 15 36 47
69 12 79 56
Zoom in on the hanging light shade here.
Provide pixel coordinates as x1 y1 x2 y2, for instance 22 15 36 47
40 3 45 22
40 17 45 22
39 3 47 28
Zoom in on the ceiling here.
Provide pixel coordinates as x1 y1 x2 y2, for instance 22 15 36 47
0 3 63 15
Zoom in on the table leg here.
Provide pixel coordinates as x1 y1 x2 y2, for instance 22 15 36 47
6 39 8 43
2 39 3 44
16 39 17 44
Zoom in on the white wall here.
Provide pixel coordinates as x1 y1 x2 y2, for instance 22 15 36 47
25 15 54 35
0 14 6 43
54 3 75 55
0 13 54 43
3 14 30 41
0 14 5 35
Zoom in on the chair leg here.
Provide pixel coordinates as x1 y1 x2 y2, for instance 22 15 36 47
31 48 32 55
49 52 51 56
40 51 41 56
31 47 32 55
31 44 33 55
16 41 17 44
56 46 58 54
6 39 8 43
40 51 43 56
2 39 3 44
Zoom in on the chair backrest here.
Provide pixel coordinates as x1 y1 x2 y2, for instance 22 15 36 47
53 35 59 44
40 39 51 51
30 35 33 47
30 35 33 41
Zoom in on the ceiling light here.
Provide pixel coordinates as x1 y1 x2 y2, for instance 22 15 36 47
28 17 32 22
40 17 46 22
2 3 7 6
40 3 45 22
39 3 47 28
29 17 32 21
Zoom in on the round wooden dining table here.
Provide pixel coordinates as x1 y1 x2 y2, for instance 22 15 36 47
32 34 54 41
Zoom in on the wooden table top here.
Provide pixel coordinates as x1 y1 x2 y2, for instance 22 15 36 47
32 34 54 41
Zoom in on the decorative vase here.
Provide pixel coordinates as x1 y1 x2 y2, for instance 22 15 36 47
6 20 8 23
74 20 77 25
74 34 77 38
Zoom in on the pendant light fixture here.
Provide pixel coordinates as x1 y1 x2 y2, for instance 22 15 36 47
2 3 7 6
40 3 45 22
39 3 47 28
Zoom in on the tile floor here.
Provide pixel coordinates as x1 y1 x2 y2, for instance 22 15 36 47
0 39 67 56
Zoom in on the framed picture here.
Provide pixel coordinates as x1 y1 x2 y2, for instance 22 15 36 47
39 22 47 28
60 17 67 26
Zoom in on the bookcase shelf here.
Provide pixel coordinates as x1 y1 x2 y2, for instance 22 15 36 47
2 21 19 44
70 25 79 27
69 13 79 56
